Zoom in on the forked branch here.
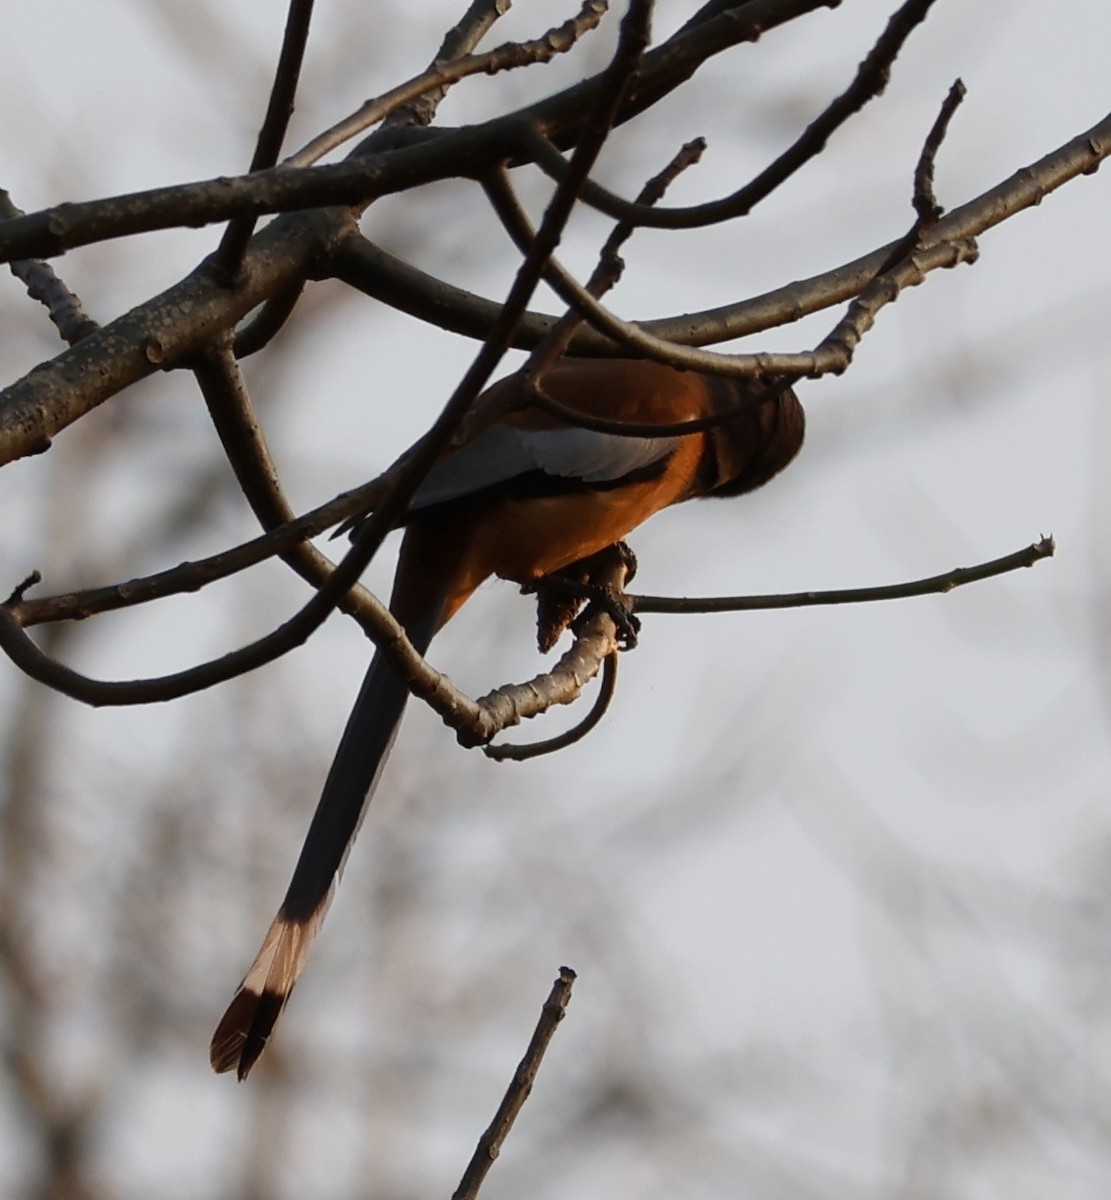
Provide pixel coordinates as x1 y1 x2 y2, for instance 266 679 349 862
290 0 609 165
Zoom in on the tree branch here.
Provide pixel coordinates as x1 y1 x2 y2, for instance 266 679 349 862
452 967 577 1200
913 78 966 225
231 281 306 357
331 108 1111 355
524 0 940 230
4 98 1105 468
290 0 608 166
214 0 317 276
193 341 401 634
0 0 834 264
483 648 618 762
380 0 519 132
630 537 1055 615
0 0 653 710
0 207 356 463
457 547 630 748
0 188 99 346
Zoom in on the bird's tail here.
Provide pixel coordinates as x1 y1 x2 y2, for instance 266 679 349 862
210 595 441 1079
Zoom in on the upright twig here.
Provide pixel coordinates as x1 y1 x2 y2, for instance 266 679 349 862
913 78 967 225
873 77 968 277
214 0 317 277
519 137 707 382
452 968 577 1200
382 0 517 131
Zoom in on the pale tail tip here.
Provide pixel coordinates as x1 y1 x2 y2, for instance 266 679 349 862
210 987 284 1080
211 911 320 1079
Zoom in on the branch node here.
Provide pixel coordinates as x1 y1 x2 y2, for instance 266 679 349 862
5 572 41 606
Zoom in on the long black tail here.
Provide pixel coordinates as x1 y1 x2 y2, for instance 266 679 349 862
211 601 441 1079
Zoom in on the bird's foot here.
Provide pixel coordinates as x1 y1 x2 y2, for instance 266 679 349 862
571 585 641 650
526 542 639 652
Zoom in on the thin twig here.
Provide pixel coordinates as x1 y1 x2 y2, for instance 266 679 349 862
329 87 1110 355
194 339 290 528
452 967 577 1200
484 651 617 761
231 281 306 357
289 0 607 165
215 0 317 276
7 479 384 629
0 0 653 709
0 547 621 750
5 573 41 607
1 188 99 346
192 342 402 634
914 78 966 226
630 537 1055 615
486 151 978 382
871 76 969 279
0 0 839 265
524 0 940 230
381 0 518 132
814 234 978 369
516 137 707 382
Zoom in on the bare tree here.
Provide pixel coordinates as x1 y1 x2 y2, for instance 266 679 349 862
1 1 1109 1197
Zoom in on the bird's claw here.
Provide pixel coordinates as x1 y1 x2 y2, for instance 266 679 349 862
571 585 640 650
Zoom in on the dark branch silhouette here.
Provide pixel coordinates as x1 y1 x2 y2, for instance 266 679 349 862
0 0 1100 1189
630 538 1056 616
215 0 317 275
0 188 99 346
452 967 577 1200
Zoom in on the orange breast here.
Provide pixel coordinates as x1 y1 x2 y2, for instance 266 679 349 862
429 435 703 624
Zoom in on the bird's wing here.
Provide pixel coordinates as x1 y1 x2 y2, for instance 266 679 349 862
408 424 682 511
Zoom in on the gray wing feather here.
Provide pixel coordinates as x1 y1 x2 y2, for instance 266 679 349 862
408 426 680 511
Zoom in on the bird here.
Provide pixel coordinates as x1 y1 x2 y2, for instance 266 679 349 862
210 356 805 1078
